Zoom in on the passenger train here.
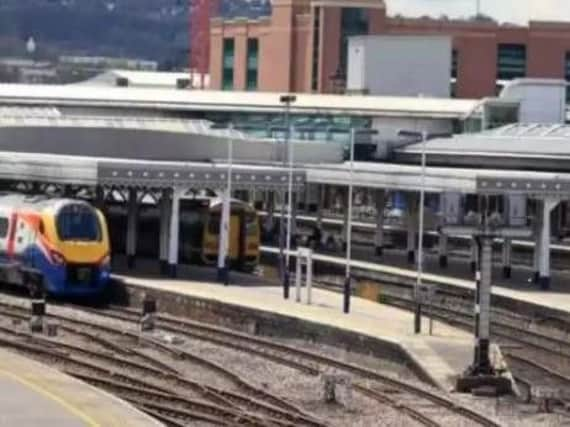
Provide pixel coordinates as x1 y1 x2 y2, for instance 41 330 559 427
107 195 260 272
0 194 111 296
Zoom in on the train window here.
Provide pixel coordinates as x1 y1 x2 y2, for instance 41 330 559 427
57 204 101 241
0 217 8 238
39 220 45 235
208 214 221 234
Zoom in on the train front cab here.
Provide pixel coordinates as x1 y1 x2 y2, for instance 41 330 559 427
202 202 260 272
36 204 111 297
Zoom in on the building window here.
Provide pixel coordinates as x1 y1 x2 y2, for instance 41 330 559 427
222 38 235 90
451 49 458 98
246 38 259 91
311 6 321 92
497 44 526 80
564 52 570 104
339 8 369 80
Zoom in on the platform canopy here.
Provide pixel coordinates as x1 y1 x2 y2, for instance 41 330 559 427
395 123 570 172
0 151 305 191
0 115 342 164
307 161 570 195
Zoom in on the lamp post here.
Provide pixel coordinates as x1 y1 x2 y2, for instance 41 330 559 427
397 130 448 333
415 130 428 333
278 94 297 299
344 128 356 314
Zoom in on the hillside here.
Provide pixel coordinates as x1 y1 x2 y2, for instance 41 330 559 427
0 0 269 69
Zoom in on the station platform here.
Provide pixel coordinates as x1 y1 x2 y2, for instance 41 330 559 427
312 243 570 316
259 214 570 317
0 347 162 427
114 261 477 392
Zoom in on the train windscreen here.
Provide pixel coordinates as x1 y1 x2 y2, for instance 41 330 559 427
56 204 101 241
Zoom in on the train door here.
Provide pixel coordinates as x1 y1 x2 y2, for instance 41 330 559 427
229 214 240 260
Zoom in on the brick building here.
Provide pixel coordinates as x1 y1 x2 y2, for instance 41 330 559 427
209 0 570 99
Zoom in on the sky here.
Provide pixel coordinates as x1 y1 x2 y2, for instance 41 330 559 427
387 0 570 24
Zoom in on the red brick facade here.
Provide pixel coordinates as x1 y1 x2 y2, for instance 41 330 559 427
209 0 570 98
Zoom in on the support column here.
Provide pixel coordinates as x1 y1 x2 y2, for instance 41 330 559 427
167 190 181 278
539 198 560 290
374 189 385 256
502 238 512 279
126 188 138 270
159 189 171 275
438 233 448 268
533 200 543 283
406 193 417 264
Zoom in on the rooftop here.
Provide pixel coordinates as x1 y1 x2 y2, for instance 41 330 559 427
396 123 570 172
0 83 478 119
76 70 210 90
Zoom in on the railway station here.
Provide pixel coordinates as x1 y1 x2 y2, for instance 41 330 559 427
2 3 570 423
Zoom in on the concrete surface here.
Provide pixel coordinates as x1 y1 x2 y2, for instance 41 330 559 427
0 347 163 427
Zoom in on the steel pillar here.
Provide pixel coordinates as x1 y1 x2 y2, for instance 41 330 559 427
278 189 289 299
502 238 512 279
217 186 231 285
374 189 385 256
126 188 138 270
341 187 349 252
167 190 181 278
159 189 171 276
539 198 559 290
533 200 543 284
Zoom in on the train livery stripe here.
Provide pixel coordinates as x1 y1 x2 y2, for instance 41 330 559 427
7 212 17 258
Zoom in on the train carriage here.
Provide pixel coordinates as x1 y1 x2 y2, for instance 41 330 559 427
0 194 111 296
107 195 260 272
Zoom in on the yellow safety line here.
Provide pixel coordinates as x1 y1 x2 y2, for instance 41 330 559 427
0 369 102 427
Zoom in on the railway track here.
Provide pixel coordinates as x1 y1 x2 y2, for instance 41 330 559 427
0 333 246 426
363 287 570 414
73 303 501 427
0 302 324 427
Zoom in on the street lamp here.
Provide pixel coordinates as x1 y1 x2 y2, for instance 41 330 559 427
398 130 451 333
344 128 356 314
278 94 297 299
343 127 379 314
